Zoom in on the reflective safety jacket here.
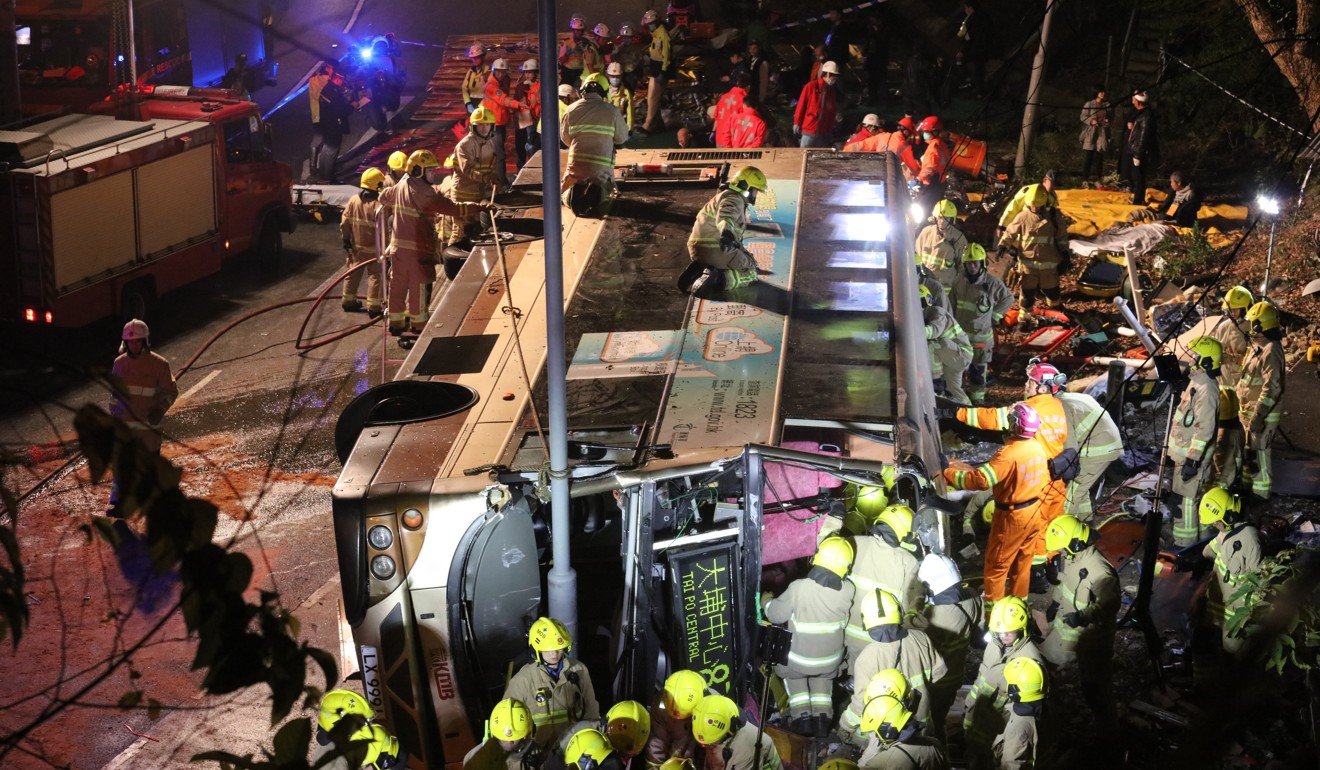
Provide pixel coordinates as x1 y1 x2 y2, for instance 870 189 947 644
999 207 1069 269
1236 338 1285 435
764 576 855 675
1210 315 1250 388
910 591 984 693
560 93 630 184
1203 523 1263 624
713 86 747 147
482 74 522 126
1169 369 1219 466
846 537 923 645
914 223 968 284
1057 391 1124 460
857 733 948 770
843 131 920 176
688 188 751 269
943 437 1050 515
963 638 1044 747
842 630 947 731
462 64 490 106
991 712 1039 770
917 137 950 185
607 84 634 129
951 269 1013 343
646 696 699 765
647 24 671 69
1046 545 1119 652
706 723 781 770
379 176 464 259
451 132 497 202
502 658 600 749
959 394 1068 459
340 193 380 259
925 304 973 364
110 351 177 431
997 185 1060 229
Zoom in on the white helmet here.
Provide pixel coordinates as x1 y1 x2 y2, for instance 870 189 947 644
606 61 623 77
122 318 150 341
491 58 509 71
641 9 658 25
593 22 610 37
558 83 578 98
619 23 634 36
569 13 586 30
862 113 881 128
918 554 961 595
466 43 484 59
521 59 539 72
821 60 841 75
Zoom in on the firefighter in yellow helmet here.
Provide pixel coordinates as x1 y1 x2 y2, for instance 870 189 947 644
312 689 404 769
464 699 536 770
565 728 622 770
1236 300 1286 499
908 554 983 744
962 596 1044 765
680 166 768 294
1170 336 1223 545
340 168 386 315
951 243 1014 404
839 589 946 748
502 617 600 749
997 183 1070 321
922 282 974 405
992 657 1045 770
762 537 857 737
1198 487 1262 656
386 150 409 183
605 700 651 770
914 198 969 288
691 694 780 770
443 105 499 247
856 694 948 769
646 670 706 765
1039 514 1119 733
561 72 630 218
1212 285 1254 388
844 504 923 670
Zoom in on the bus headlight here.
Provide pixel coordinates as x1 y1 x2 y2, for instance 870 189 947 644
368 525 394 550
370 555 396 580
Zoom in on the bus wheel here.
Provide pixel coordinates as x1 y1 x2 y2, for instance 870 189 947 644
256 216 284 274
119 281 155 325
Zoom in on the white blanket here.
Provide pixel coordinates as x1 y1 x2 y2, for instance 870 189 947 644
1069 222 1174 258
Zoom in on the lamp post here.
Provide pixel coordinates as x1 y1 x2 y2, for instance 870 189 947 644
1258 194 1281 295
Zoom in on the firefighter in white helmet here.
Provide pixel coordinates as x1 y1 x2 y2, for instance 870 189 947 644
462 43 490 113
605 62 634 130
108 318 178 512
561 72 630 218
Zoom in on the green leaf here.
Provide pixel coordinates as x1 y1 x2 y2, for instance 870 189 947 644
117 690 143 709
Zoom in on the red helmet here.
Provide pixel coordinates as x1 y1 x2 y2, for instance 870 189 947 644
1009 402 1041 439
917 115 942 132
897 116 917 134
1026 359 1066 394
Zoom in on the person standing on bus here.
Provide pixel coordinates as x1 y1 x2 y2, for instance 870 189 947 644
447 106 498 245
762 537 856 738
950 244 1012 405
646 670 706 765
678 166 768 294
108 319 177 513
503 617 600 751
914 199 968 289
340 168 385 316
922 285 973 406
844 502 923 670
639 9 670 134
482 58 523 189
463 44 490 113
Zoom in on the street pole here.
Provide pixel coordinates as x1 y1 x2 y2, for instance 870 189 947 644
538 0 577 637
1014 0 1058 178
0 0 20 123
1260 218 1277 296
126 0 137 87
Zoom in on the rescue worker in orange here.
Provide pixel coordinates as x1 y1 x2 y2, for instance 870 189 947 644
340 168 386 316
842 119 921 178
514 59 543 168
481 58 523 189
109 319 178 511
915 115 951 196
845 113 883 147
379 150 482 335
944 402 1052 601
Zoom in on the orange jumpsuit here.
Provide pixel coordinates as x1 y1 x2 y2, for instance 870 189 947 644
842 129 921 176
944 437 1051 600
918 136 951 185
379 176 467 331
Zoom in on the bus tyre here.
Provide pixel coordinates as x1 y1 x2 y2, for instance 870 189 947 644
119 281 154 325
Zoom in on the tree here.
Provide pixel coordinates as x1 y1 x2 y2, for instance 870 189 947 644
1235 0 1320 133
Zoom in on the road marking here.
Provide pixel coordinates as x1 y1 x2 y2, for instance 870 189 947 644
176 370 221 404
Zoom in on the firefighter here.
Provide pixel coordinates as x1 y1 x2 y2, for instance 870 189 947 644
915 199 969 288
997 184 1070 320
108 319 178 511
463 699 539 770
386 150 408 184
922 284 974 405
559 73 629 218
945 404 1052 601
559 14 591 86
448 106 498 245
646 670 705 765
857 694 948 769
763 537 857 737
312 689 403 769
993 657 1045 770
1199 487 1263 655
840 589 947 747
910 554 983 744
1212 286 1253 388
950 244 1013 404
915 115 951 203
605 701 651 770
566 729 623 770
463 43 489 113
1169 336 1223 545
792 61 839 148
379 150 480 335
502 617 600 750
1236 300 1286 500
996 170 1060 234
961 597 1045 767
844 502 924 669
1039 514 1119 732
340 168 385 315
692 694 780 770
639 9 670 134
613 24 644 88
590 23 614 65
482 58 521 188
605 62 634 131
679 166 767 294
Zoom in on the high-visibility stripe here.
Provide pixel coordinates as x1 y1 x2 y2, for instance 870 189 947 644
793 619 847 633
787 650 843 668
125 385 157 396
531 710 569 726
572 124 619 136
978 463 999 485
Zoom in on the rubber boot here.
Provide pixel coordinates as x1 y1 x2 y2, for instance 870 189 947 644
677 262 708 294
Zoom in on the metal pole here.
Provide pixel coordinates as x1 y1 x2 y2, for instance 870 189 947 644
538 0 577 636
0 0 20 123
1014 0 1058 178
126 0 137 87
1260 219 1277 295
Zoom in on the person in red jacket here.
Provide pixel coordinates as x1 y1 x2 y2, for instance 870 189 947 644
481 58 523 188
846 113 882 147
713 73 749 147
793 60 839 148
727 97 768 149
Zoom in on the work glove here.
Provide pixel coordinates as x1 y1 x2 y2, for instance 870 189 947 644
720 228 739 251
1180 458 1200 482
1132 157 1141 167
792 123 802 136
343 236 354 253
1044 557 1061 586
935 406 958 421
1045 601 1059 623
1062 611 1087 628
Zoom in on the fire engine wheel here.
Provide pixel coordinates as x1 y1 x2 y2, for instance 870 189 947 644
255 217 284 274
119 281 155 325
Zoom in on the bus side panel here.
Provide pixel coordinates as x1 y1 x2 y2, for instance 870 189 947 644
356 581 435 769
413 587 475 769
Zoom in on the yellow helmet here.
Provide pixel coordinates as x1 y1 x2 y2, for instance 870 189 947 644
876 504 915 542
933 199 957 220
581 72 610 94
528 616 572 652
387 150 408 172
406 149 441 175
658 759 694 770
1025 183 1048 208
1223 285 1254 312
919 283 933 307
852 483 889 520
988 596 1030 634
663 670 707 718
859 694 912 742
691 694 740 745
1198 486 1240 526
964 242 987 263
1245 300 1280 333
470 105 497 125
489 698 532 742
730 166 769 193
565 728 614 770
318 688 374 733
350 722 400 769
861 588 903 629
1003 657 1046 703
819 760 859 770
863 668 910 704
1043 514 1090 555
1187 335 1223 372
605 700 651 755
360 167 387 192
812 536 855 578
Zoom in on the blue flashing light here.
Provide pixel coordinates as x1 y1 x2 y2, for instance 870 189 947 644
359 46 374 61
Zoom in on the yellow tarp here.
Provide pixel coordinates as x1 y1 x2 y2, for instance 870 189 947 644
1054 188 1248 248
